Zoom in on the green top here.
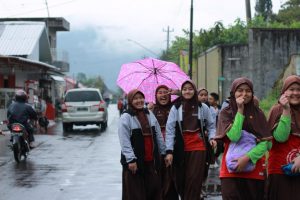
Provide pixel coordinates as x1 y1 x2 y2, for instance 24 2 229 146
273 115 291 142
226 112 271 164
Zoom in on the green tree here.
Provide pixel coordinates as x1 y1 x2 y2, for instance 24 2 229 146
255 0 273 21
76 72 87 83
276 0 300 24
75 73 108 94
160 14 300 66
160 35 189 63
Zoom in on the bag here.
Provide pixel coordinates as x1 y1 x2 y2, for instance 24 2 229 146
281 163 300 176
225 130 256 173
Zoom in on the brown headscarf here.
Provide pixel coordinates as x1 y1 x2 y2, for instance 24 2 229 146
197 87 210 107
153 85 172 128
216 77 272 140
198 88 208 95
180 80 199 132
268 75 300 135
127 89 151 135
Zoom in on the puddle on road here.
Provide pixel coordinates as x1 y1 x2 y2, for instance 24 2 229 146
13 161 61 188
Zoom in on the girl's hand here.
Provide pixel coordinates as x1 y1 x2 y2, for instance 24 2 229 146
165 154 173 167
235 155 250 172
128 162 138 174
147 102 154 111
210 139 217 149
236 96 245 113
292 156 300 173
168 89 180 96
279 92 290 110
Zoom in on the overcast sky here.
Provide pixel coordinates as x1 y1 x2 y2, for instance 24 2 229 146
0 0 287 90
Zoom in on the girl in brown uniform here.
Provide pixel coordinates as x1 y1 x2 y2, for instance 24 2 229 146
164 80 216 200
152 85 179 200
118 89 166 200
215 77 272 200
267 75 300 200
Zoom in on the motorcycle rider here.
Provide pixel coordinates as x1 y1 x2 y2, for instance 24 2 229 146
7 90 38 148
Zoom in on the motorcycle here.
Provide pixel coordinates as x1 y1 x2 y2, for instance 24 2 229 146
9 123 30 163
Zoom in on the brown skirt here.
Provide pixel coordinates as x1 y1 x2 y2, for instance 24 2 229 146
221 178 265 200
174 150 206 200
122 161 161 200
267 174 300 200
160 157 179 200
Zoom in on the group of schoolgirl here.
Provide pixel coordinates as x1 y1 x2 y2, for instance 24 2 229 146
118 75 300 200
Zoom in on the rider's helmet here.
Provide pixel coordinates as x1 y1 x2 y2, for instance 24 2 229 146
15 90 28 103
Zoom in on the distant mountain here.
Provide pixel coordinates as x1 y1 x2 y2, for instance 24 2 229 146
57 27 150 92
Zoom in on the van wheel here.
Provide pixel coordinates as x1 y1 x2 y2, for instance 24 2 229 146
100 121 107 131
63 123 72 132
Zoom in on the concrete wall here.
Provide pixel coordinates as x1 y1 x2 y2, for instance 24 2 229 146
248 28 300 99
221 44 249 100
283 54 300 78
195 28 300 102
221 28 300 100
197 47 222 97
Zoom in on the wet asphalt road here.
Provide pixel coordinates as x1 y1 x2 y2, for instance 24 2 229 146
0 105 221 200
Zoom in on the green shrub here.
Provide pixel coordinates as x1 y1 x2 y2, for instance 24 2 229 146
260 84 281 117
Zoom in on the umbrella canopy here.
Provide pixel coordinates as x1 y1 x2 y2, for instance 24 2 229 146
117 57 190 103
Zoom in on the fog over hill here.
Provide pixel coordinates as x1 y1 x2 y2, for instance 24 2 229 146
57 27 162 91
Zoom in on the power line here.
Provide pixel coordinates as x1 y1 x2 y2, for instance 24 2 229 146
127 39 159 57
44 0 50 17
163 26 174 51
6 0 79 17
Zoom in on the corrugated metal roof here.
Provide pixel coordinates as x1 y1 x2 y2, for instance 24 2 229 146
0 55 59 71
0 21 45 56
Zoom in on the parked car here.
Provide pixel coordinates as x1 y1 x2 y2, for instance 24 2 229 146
62 88 108 131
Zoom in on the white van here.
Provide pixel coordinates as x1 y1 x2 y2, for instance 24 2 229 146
62 88 108 131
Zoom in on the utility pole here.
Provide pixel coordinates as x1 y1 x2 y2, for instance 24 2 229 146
245 0 252 23
163 26 174 51
45 0 50 17
188 0 193 79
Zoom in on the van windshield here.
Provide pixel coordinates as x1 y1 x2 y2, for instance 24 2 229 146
65 91 101 102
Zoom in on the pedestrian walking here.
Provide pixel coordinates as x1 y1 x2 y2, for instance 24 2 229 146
36 96 48 133
152 85 179 200
118 89 166 200
117 97 124 116
267 75 300 200
197 88 220 198
215 77 272 200
208 92 221 124
165 80 216 200
197 88 210 106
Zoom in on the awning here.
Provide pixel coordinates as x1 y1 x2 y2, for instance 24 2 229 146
50 75 65 82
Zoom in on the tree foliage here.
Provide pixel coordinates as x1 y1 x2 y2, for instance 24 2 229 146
160 2 300 64
160 35 189 64
276 0 300 24
76 72 87 83
76 73 107 94
255 0 273 21
160 19 248 63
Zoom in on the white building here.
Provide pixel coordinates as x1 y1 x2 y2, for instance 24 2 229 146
0 19 69 121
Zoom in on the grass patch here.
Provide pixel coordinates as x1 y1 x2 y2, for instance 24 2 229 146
260 84 281 117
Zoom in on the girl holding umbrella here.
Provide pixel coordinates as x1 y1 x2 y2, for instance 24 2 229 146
164 80 216 200
151 85 179 200
118 89 166 200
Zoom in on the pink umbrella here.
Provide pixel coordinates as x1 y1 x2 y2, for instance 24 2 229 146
117 57 190 103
